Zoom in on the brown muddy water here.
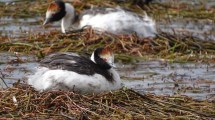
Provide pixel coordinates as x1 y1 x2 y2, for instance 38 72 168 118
0 0 215 100
0 53 215 101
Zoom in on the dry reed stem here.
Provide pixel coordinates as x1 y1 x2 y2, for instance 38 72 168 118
0 83 214 119
0 28 214 63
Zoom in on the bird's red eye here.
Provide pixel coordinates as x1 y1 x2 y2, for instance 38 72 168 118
103 58 107 61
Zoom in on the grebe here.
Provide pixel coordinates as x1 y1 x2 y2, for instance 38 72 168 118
43 0 157 38
28 47 122 94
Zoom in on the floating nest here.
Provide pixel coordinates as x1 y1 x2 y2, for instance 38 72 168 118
0 83 214 119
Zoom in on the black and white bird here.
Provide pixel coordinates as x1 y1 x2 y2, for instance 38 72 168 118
43 0 157 38
28 47 122 94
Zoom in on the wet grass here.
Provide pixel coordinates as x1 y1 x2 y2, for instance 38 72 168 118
0 83 214 119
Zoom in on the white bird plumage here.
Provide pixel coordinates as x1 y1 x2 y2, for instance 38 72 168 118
43 0 157 38
28 48 122 94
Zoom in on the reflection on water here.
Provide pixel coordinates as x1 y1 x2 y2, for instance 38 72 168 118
0 17 50 37
0 53 214 100
119 61 215 100
0 53 37 87
158 0 215 9
0 0 15 3
159 19 215 41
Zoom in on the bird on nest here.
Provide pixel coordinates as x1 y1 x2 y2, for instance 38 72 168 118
43 0 157 38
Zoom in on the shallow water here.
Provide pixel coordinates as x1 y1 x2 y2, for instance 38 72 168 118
119 61 215 100
0 0 15 3
159 19 215 41
0 53 214 100
1 17 46 37
0 16 56 37
0 53 37 87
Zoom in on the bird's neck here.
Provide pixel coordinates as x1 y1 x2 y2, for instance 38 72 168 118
61 3 76 33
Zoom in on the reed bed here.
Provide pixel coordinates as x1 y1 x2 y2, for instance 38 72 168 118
0 28 215 62
0 83 214 119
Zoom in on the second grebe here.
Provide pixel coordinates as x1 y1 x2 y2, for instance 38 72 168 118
43 0 157 38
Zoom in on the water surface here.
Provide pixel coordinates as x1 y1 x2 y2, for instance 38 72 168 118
120 61 215 100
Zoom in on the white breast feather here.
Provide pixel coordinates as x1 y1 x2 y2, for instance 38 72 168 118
80 10 157 37
28 67 122 94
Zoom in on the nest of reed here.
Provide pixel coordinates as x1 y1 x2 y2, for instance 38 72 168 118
0 83 214 119
0 28 215 63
